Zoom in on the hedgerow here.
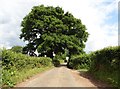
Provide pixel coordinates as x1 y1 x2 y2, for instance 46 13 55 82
68 46 120 87
2 49 53 87
67 54 91 69
89 46 120 87
89 46 119 72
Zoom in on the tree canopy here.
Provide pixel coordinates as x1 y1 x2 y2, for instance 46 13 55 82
20 5 89 58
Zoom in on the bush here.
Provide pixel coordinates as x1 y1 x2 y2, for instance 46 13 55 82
67 46 120 87
89 46 120 87
2 49 53 87
67 54 91 69
52 59 60 67
89 46 119 72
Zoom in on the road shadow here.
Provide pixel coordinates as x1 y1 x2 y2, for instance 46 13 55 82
77 70 116 89
54 63 67 67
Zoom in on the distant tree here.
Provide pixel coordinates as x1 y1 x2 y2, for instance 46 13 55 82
20 5 89 58
11 46 23 53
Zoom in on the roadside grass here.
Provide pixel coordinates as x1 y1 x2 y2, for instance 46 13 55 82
78 68 88 72
2 49 54 88
92 70 118 87
69 46 119 88
2 66 54 88
77 68 118 87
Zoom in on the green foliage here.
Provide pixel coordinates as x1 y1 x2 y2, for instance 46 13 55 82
52 55 60 67
52 59 60 67
0 48 2 87
67 53 91 69
68 46 119 87
0 61 2 87
92 70 119 87
89 46 120 87
2 49 53 87
89 46 119 72
10 46 23 53
20 5 88 57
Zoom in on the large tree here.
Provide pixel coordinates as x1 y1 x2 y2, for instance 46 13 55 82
20 5 88 58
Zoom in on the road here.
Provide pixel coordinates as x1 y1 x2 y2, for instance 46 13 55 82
16 66 110 88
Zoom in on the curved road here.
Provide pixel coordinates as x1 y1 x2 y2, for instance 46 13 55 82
16 66 109 88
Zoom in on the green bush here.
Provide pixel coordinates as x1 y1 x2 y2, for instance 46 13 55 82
89 46 120 87
2 49 53 87
67 46 120 87
67 54 91 69
52 59 60 67
89 46 119 72
53 55 60 67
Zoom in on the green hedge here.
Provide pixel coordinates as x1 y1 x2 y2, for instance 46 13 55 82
68 46 119 72
89 46 120 87
67 46 120 87
2 49 53 87
89 46 119 72
67 54 91 69
52 55 60 67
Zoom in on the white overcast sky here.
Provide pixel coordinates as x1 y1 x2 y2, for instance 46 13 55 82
0 0 119 52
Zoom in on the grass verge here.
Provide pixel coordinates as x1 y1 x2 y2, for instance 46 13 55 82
2 66 54 88
77 69 117 87
92 70 118 87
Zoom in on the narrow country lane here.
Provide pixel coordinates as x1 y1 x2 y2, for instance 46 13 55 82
15 66 109 88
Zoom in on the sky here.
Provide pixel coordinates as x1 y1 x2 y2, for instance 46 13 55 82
0 0 119 53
